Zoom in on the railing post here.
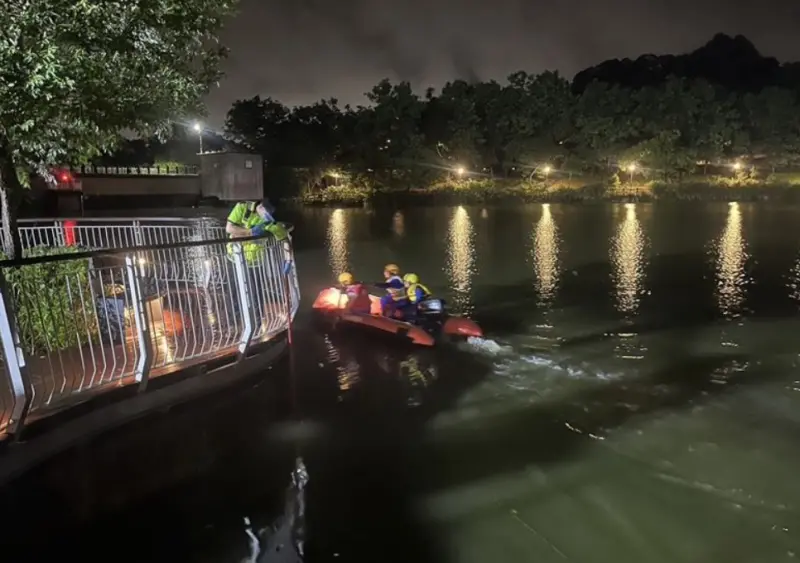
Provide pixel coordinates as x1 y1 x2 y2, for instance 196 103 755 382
54 220 66 247
282 239 300 316
125 255 152 391
231 243 254 357
0 272 32 437
132 220 145 247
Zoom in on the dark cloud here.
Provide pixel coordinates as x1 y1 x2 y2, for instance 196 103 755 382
203 0 800 129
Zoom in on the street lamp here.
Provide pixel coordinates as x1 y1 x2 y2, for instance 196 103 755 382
455 166 465 177
192 122 203 154
627 163 637 183
732 161 742 171
543 165 552 179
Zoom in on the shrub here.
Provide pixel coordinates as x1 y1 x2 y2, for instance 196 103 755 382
299 182 373 205
3 246 97 354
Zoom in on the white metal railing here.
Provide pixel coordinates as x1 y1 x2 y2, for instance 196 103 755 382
0 232 299 438
14 217 227 253
65 165 199 176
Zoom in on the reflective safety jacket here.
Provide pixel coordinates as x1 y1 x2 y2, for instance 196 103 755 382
226 202 289 263
406 283 432 303
384 274 406 301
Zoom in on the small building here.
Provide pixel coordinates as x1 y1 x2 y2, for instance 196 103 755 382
199 152 263 201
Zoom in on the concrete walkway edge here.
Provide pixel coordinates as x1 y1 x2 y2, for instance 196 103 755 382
0 338 287 485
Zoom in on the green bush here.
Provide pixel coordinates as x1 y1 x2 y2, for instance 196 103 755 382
3 246 97 354
299 182 374 205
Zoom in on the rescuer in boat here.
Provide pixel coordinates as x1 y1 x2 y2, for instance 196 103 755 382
337 272 371 313
375 263 406 317
400 272 432 322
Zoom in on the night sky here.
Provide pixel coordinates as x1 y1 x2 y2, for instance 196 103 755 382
203 0 800 128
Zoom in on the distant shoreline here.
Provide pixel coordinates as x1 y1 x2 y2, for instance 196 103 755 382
295 177 800 207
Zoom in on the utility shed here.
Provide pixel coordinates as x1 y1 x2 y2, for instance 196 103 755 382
199 152 263 201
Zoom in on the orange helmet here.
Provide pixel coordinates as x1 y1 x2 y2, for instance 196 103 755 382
384 263 400 275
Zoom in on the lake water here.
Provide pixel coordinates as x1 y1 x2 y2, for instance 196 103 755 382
3 202 800 562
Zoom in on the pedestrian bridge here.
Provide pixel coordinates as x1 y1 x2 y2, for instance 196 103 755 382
50 153 263 202
0 217 299 481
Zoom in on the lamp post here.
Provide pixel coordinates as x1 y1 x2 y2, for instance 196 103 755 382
455 166 465 178
193 122 203 154
627 163 636 184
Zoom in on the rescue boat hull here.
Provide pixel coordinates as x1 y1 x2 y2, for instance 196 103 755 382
312 287 482 346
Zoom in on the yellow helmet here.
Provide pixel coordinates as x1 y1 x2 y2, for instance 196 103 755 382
403 273 419 284
338 272 354 285
384 263 400 275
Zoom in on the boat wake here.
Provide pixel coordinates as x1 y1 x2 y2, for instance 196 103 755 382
463 336 617 381
463 336 513 355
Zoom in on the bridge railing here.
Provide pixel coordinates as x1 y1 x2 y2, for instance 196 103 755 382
0 231 299 439
65 165 199 176
14 217 227 253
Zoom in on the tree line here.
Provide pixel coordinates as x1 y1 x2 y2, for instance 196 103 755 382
224 38 800 192
1 0 234 257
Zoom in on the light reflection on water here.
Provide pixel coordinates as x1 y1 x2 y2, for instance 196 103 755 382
323 333 360 396
715 202 749 317
610 203 648 315
531 203 560 304
392 211 405 238
326 209 349 277
399 356 437 407
321 331 438 406
788 254 800 304
445 206 476 316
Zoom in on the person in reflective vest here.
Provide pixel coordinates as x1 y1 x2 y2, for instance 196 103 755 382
225 198 291 332
225 198 289 263
403 273 431 304
374 263 405 317
400 272 432 322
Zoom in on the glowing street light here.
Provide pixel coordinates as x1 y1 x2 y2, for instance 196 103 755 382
455 166 465 177
192 121 203 154
529 164 553 183
732 161 742 171
627 163 637 184
327 170 342 185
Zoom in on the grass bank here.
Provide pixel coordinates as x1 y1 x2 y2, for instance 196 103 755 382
296 173 800 207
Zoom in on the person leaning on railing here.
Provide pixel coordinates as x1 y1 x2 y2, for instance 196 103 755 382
225 198 292 333
225 198 289 263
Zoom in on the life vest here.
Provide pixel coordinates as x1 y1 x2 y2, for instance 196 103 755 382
226 202 289 264
237 202 262 229
406 283 432 303
227 240 263 264
343 284 362 298
385 275 406 300
343 284 370 312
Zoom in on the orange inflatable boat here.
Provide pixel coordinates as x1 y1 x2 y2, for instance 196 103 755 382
311 285 483 346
